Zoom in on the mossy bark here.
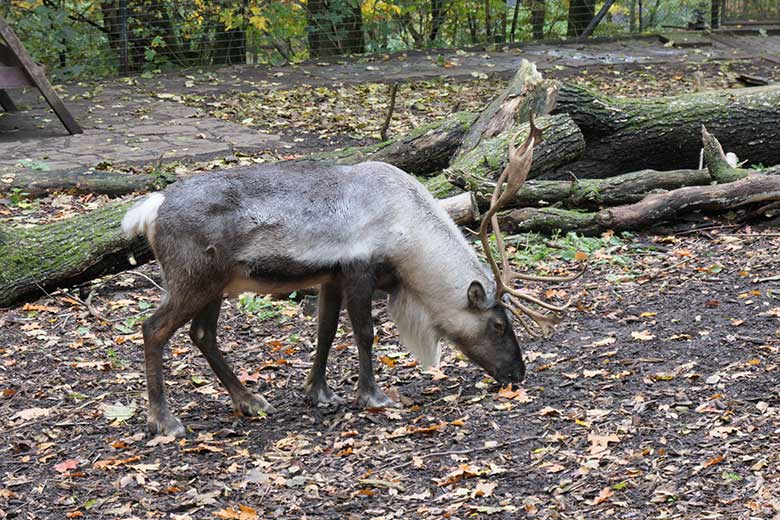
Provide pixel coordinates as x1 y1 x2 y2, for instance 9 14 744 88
552 83 780 179
502 166 780 234
456 60 558 156
0 202 152 307
475 168 712 209
446 113 585 191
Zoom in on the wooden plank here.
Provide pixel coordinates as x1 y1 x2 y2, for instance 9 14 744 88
0 65 32 88
0 15 82 134
0 89 17 112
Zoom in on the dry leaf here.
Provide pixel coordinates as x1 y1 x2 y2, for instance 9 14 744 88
592 486 614 505
53 459 80 474
214 505 258 520
631 330 655 341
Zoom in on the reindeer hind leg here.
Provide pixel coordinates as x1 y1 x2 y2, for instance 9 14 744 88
189 298 275 417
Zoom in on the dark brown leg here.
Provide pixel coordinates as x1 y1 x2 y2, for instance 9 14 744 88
344 272 398 408
189 298 274 416
141 298 199 437
304 280 345 406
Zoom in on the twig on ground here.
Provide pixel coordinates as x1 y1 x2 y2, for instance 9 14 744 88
380 82 399 142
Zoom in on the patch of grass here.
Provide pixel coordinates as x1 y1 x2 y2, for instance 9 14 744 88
7 188 37 210
488 231 636 270
237 294 295 322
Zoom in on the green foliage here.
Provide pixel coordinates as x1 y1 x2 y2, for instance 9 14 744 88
237 294 294 322
1 0 722 79
508 231 634 269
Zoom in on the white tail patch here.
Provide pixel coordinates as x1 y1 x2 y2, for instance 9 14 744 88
121 193 165 244
388 287 441 368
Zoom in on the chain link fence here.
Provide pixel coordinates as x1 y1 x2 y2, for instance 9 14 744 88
1 0 776 80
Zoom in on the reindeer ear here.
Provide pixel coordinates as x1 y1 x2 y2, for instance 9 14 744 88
467 281 488 309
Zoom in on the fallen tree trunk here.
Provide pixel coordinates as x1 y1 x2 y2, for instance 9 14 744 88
0 169 170 197
447 113 586 187
551 83 780 179
479 168 712 209
503 172 780 234
502 129 780 234
0 202 153 308
456 60 559 156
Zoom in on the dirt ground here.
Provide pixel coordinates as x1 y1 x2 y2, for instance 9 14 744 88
2 56 780 519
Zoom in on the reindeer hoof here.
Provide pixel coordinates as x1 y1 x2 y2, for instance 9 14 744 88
358 388 400 409
234 393 275 416
147 413 185 437
305 383 346 407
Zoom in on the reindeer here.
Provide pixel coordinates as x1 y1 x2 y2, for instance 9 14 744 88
122 116 571 437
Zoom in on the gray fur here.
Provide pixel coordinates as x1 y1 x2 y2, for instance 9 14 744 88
125 160 525 436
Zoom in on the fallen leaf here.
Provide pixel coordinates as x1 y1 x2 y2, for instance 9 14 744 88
587 433 620 455
631 330 655 341
100 402 137 423
592 486 614 505
214 505 258 519
472 480 497 498
54 459 80 474
12 407 51 421
93 456 142 470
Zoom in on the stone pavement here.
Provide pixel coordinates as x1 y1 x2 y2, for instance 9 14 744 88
0 31 774 179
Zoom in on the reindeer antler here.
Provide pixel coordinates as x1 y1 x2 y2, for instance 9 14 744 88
478 114 582 338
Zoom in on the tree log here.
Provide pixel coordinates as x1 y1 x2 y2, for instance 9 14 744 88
0 202 153 308
0 169 170 197
552 83 780 179
501 129 780 234
504 172 780 234
456 60 558 156
478 168 712 209
446 113 586 188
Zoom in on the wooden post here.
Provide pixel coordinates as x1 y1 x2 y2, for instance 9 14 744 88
711 0 720 28
0 89 16 111
0 15 82 134
118 0 129 75
579 0 617 39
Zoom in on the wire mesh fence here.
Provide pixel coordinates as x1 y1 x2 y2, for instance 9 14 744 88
0 0 776 81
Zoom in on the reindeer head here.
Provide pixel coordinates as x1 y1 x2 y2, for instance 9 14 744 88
454 114 578 385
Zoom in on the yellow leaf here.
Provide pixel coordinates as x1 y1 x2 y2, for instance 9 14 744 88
249 15 268 32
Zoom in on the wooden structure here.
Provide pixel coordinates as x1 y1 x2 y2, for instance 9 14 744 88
0 15 82 135
722 0 780 25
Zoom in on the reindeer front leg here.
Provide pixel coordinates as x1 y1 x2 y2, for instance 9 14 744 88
305 280 346 406
344 270 399 409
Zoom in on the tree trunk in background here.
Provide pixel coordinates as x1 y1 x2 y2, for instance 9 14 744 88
551 83 780 179
307 0 364 58
567 0 595 37
430 0 447 42
532 0 546 39
125 0 180 70
484 0 492 42
213 28 246 65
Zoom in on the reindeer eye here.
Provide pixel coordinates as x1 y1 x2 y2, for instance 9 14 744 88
492 320 505 335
